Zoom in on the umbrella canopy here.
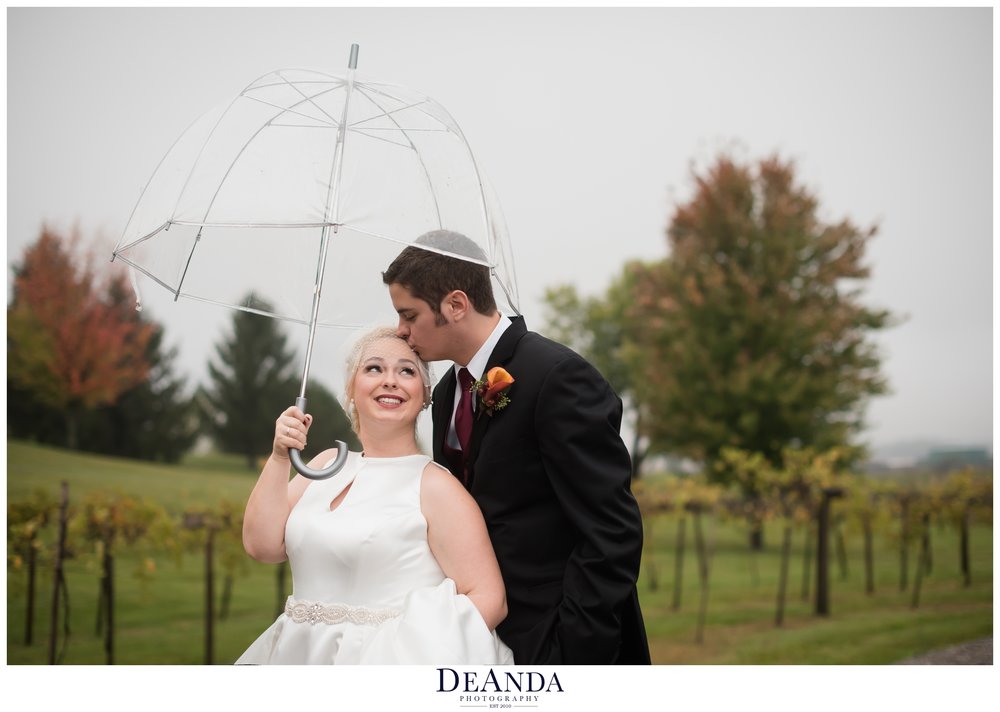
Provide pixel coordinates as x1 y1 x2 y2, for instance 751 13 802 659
115 66 518 327
113 47 518 477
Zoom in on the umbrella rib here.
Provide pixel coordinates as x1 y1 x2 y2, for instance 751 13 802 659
352 85 444 228
196 85 347 225
113 255 182 295
245 78 346 92
115 107 205 254
241 93 338 128
170 219 335 228
198 122 273 223
348 98 432 129
346 127 415 151
180 295 373 329
172 228 203 300
270 123 336 129
274 69 341 126
342 225 492 269
168 95 244 223
112 259 374 329
447 116 499 280
172 70 341 222
114 220 172 255
347 126 449 150
350 126 449 132
180 295 313 326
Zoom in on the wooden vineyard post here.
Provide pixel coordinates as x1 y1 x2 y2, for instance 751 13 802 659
642 515 659 592
183 511 220 665
775 521 793 627
671 514 686 611
960 506 971 587
815 486 843 617
834 518 848 580
206 526 215 664
800 520 814 601
910 515 929 609
862 510 875 595
689 502 711 644
47 481 70 665
898 492 911 591
26 536 37 645
921 512 933 575
102 544 114 664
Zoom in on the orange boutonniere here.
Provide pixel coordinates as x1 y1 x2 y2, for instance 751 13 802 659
471 367 515 417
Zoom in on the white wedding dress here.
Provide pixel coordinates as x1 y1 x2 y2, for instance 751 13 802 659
236 451 513 665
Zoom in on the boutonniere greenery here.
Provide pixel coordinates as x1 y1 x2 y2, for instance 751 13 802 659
471 367 515 417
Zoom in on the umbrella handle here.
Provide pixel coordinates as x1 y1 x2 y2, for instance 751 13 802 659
290 445 347 480
288 397 349 480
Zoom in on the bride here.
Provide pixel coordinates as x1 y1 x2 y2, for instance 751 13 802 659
236 327 513 664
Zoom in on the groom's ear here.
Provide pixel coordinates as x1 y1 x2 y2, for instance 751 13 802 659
441 290 471 322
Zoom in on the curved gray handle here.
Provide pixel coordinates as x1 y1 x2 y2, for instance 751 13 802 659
290 442 348 480
288 397 349 480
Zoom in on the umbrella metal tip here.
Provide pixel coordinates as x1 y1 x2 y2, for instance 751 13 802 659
349 44 359 69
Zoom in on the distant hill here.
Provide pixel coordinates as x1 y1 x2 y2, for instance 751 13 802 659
864 439 993 472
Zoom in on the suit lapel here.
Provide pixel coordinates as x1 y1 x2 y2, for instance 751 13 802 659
467 316 527 469
432 367 458 462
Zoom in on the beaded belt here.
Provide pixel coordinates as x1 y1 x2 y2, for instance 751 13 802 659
284 597 401 627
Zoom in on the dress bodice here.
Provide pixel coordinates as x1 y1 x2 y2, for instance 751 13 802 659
236 450 513 665
284 451 445 607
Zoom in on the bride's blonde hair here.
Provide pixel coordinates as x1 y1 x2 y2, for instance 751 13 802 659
343 327 432 434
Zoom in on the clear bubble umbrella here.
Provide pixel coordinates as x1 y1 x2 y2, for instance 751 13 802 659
112 45 519 479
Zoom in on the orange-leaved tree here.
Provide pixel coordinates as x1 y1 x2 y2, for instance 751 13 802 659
633 154 891 479
8 227 154 449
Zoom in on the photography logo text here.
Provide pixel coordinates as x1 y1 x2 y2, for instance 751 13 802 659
436 667 565 708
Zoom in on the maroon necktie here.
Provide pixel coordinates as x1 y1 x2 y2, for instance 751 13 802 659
455 367 475 455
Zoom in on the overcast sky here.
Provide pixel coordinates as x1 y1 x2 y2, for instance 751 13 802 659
6 6 993 453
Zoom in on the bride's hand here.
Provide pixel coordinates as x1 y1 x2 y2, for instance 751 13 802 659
273 406 313 461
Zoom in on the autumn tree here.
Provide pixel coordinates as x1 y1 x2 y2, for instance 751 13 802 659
7 228 154 449
199 299 358 469
630 154 891 483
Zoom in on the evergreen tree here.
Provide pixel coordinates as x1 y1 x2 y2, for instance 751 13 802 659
82 323 198 463
199 298 357 469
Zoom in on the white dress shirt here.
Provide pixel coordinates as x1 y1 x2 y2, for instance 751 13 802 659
446 315 513 450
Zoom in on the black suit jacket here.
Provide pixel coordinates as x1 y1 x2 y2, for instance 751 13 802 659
432 317 650 664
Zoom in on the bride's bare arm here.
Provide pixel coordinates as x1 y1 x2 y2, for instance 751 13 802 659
242 406 335 563
421 463 508 631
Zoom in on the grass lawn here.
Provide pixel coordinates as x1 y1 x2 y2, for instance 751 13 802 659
636 511 992 664
6 440 993 664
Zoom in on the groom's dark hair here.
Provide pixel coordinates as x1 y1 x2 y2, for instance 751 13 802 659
382 230 497 318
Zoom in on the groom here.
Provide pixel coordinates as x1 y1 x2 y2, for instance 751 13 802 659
383 230 650 665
